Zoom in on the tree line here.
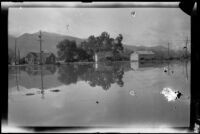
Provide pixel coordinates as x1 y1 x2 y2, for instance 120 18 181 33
8 31 190 65
56 32 129 62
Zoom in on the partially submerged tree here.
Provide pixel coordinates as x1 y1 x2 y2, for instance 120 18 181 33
80 32 124 59
57 39 77 62
57 39 91 62
57 32 125 62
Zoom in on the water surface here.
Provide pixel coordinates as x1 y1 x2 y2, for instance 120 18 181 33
8 61 190 128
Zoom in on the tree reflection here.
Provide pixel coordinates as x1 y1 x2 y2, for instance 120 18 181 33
57 62 132 90
57 64 90 85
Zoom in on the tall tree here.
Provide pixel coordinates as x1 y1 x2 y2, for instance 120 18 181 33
77 32 125 61
114 34 124 52
57 39 77 62
112 34 124 60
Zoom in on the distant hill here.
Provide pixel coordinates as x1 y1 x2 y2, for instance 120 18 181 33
8 31 85 57
124 44 168 51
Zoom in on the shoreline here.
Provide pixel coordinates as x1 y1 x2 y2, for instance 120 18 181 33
8 59 190 67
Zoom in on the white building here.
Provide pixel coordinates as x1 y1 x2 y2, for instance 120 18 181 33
130 51 155 61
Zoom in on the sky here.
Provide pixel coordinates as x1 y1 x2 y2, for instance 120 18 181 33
9 5 190 50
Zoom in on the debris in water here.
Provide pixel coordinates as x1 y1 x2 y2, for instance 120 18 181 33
131 11 136 17
25 93 35 96
164 67 168 72
175 91 182 99
50 89 60 92
161 87 183 102
96 101 99 104
129 90 136 96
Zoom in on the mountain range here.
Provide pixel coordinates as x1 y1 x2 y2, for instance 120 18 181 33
8 31 85 57
8 31 186 58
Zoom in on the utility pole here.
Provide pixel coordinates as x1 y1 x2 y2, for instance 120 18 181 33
38 30 43 65
185 36 188 59
15 66 19 91
15 38 17 65
40 65 44 99
18 49 20 64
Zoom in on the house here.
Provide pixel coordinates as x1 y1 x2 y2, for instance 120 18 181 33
130 51 155 61
25 51 56 64
94 51 113 62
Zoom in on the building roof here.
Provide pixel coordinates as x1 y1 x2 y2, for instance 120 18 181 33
134 51 154 55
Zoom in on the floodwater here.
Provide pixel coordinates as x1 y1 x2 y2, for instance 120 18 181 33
8 61 191 130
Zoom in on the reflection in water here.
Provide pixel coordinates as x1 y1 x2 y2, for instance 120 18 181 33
9 62 133 97
161 60 189 81
163 62 174 76
184 60 189 81
25 93 35 96
57 62 133 90
24 65 57 99
8 65 57 79
8 65 59 99
8 61 194 130
24 65 57 76
50 89 60 92
40 65 45 99
57 64 88 85
8 61 190 98
138 61 169 69
15 66 20 91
